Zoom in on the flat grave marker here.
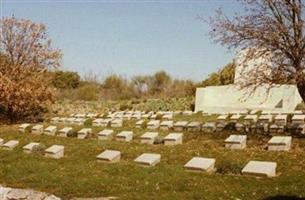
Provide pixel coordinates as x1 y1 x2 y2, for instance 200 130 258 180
184 157 216 173
116 131 133 142
164 133 183 145
96 150 121 163
97 129 114 140
77 128 92 139
45 145 64 159
31 125 44 135
268 136 292 151
58 127 73 137
18 123 31 133
134 153 161 167
160 121 173 131
44 126 57 136
242 160 277 178
173 121 188 132
23 142 41 154
225 135 247 150
2 140 19 150
140 132 158 144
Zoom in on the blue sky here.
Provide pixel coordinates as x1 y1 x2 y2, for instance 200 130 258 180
1 0 242 81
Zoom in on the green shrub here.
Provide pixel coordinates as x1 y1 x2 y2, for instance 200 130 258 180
76 84 99 101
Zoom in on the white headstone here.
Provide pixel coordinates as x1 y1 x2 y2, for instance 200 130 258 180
97 129 114 140
31 125 44 134
2 140 19 150
173 121 188 132
45 145 64 159
77 128 92 139
18 123 31 132
164 133 183 145
23 142 40 153
184 157 216 173
225 135 247 150
44 126 57 135
160 121 173 131
116 131 133 142
140 132 158 144
187 122 201 132
268 136 292 151
242 161 277 178
58 127 73 137
96 150 121 163
134 153 161 167
147 120 160 130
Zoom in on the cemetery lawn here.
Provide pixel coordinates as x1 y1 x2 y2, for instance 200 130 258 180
0 123 305 200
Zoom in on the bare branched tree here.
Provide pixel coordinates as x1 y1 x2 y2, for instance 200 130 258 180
208 0 305 101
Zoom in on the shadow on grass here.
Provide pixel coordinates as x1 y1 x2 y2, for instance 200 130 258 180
263 196 305 200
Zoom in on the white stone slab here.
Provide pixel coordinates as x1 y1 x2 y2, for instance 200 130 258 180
23 142 40 153
274 114 288 125
230 114 241 122
225 135 247 149
184 157 216 173
66 117 76 124
201 122 216 133
164 133 183 145
258 115 273 123
73 118 86 125
173 121 188 131
162 114 173 120
2 140 19 150
244 115 258 123
77 128 92 139
58 117 67 123
97 129 114 140
45 145 64 159
140 132 158 144
111 119 123 128
86 113 98 118
292 114 305 124
217 115 228 122
187 122 201 132
134 153 161 166
135 120 144 128
44 126 57 135
31 125 44 134
147 120 160 130
96 150 121 163
116 131 133 142
18 123 31 132
293 110 303 115
58 127 73 137
242 161 277 178
268 136 292 151
160 121 173 130
75 113 86 118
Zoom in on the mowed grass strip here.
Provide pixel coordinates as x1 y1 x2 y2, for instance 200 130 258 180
0 125 305 199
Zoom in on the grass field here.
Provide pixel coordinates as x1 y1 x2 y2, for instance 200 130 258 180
0 116 305 200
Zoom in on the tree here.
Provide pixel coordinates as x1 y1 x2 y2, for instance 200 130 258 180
202 61 235 87
150 71 172 94
0 16 62 121
51 71 80 89
208 0 305 101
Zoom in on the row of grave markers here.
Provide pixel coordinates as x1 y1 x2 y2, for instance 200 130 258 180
18 124 293 151
0 138 277 178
